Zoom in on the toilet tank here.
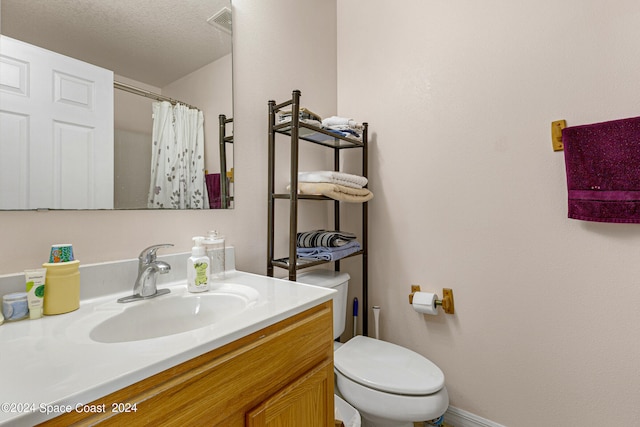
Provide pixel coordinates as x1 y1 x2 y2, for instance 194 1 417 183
295 270 350 340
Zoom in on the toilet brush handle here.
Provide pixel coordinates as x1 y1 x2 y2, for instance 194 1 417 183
353 298 358 337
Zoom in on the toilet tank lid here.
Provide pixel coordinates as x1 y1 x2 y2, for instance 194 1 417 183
294 270 350 289
334 336 445 395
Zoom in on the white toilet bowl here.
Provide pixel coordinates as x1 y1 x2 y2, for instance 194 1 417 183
335 336 448 427
295 271 448 427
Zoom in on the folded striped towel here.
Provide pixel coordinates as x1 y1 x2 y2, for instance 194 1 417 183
298 171 368 189
297 230 357 248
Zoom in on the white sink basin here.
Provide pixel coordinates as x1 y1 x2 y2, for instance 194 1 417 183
90 284 260 343
0 261 338 427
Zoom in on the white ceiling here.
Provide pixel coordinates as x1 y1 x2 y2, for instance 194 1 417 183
0 0 232 87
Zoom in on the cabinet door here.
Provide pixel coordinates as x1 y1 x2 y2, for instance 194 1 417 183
246 360 334 427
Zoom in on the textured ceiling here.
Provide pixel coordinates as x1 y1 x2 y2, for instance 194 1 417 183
0 0 231 87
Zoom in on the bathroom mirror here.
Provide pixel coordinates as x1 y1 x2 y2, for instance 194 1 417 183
0 0 233 210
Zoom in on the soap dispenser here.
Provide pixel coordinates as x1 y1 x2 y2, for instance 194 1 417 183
203 230 225 282
187 237 210 293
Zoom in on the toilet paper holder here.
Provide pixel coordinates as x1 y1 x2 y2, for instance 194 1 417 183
408 285 455 314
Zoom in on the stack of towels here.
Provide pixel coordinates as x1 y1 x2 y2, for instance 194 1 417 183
321 116 364 141
322 116 364 141
277 108 322 127
294 171 373 203
277 108 365 141
296 230 361 261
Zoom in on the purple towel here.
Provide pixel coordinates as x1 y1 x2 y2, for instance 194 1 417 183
206 173 221 209
562 116 640 223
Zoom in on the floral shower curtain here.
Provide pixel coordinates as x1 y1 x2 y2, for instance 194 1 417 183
148 101 209 209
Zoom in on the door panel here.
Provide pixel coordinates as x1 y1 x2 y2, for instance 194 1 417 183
0 35 113 209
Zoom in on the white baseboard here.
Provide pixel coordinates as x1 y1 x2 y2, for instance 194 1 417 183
444 406 506 427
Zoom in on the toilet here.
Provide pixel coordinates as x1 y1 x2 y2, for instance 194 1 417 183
296 270 449 427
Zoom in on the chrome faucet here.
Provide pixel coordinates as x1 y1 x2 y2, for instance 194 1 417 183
118 244 174 303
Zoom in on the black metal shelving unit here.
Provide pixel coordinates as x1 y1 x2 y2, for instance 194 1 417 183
267 89 369 335
219 114 234 209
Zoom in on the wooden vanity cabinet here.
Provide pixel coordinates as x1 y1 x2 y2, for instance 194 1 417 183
38 301 334 427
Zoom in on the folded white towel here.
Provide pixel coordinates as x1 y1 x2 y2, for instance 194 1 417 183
298 171 368 189
278 116 322 128
290 183 373 203
278 108 322 123
322 116 363 130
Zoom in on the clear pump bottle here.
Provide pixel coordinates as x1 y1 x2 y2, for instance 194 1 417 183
203 230 225 283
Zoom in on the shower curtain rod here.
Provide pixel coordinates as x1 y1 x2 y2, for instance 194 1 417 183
113 81 199 110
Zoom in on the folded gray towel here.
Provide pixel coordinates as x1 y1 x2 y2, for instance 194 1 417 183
297 241 362 261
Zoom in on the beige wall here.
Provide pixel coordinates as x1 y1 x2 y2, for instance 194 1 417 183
0 0 337 275
114 75 157 134
113 75 156 209
337 0 640 425
4 1 638 425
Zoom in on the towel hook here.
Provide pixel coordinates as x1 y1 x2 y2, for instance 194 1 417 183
551 120 567 151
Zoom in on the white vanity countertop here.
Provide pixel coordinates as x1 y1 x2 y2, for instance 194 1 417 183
0 270 335 426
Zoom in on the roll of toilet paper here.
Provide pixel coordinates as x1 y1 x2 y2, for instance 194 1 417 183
412 292 438 315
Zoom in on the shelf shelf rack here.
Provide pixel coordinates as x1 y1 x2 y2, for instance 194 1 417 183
266 90 369 335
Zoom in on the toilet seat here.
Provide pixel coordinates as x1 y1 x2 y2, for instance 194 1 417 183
334 336 445 395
